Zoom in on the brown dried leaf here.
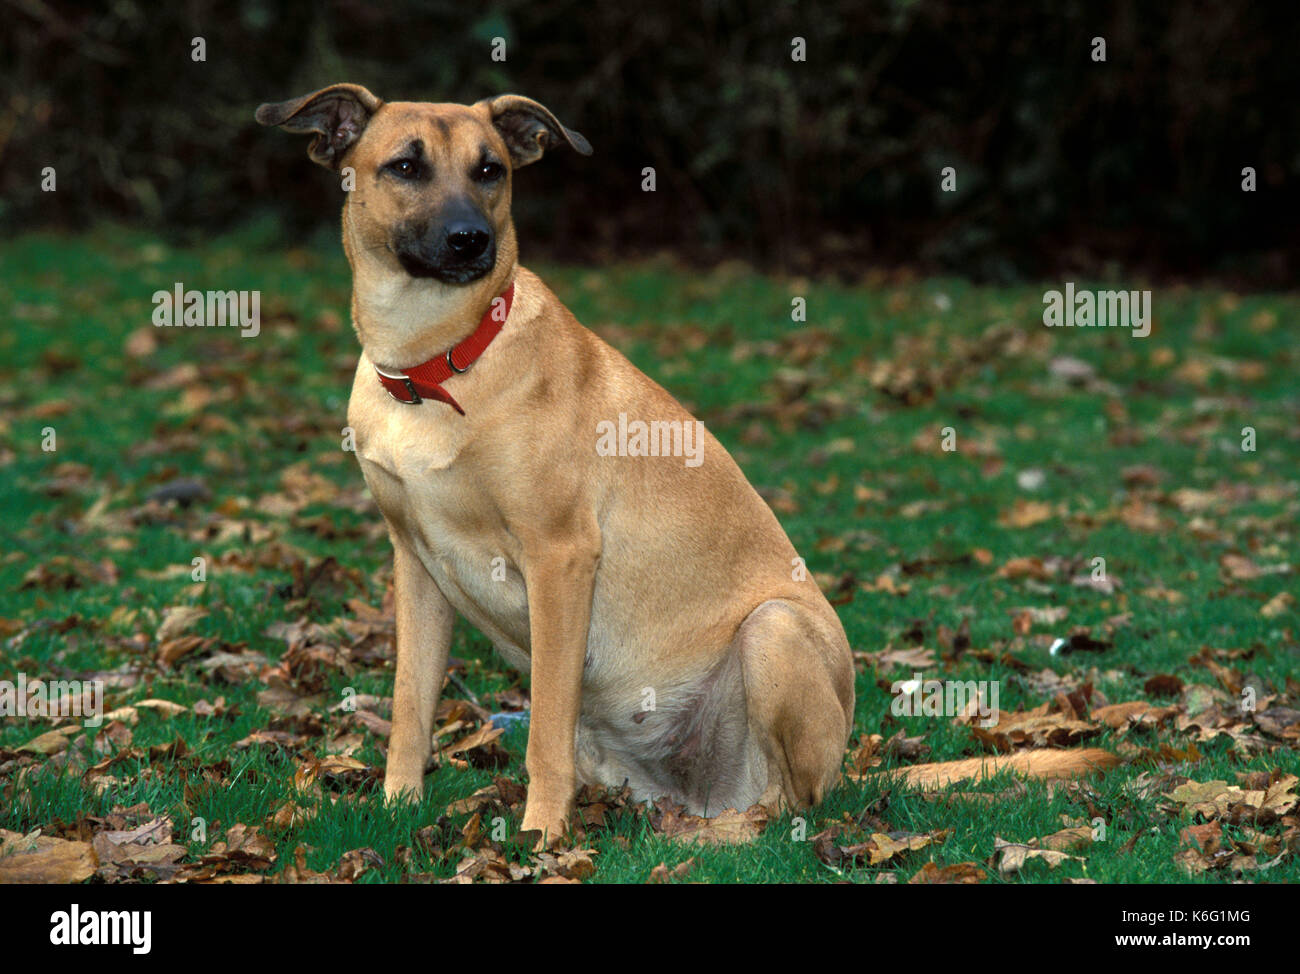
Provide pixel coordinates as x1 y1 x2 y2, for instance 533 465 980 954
91 817 186 881
998 500 1055 529
993 837 1084 875
649 799 770 845
201 824 277 871
155 605 208 643
647 859 695 883
0 829 97 883
995 556 1054 580
18 725 83 755
908 861 986 884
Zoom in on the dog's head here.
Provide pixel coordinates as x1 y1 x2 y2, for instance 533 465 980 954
256 84 591 285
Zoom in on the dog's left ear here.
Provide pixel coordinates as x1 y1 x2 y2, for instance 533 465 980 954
255 83 383 170
480 95 593 168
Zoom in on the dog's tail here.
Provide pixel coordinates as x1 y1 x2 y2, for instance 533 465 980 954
881 748 1118 789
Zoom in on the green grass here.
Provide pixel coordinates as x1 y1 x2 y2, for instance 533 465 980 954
1 225 1297 884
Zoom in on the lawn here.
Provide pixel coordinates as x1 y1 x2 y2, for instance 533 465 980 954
1 225 1296 884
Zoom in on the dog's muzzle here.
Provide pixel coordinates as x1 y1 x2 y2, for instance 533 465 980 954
394 212 496 284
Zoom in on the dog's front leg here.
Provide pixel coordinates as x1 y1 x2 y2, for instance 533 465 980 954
384 542 455 803
519 537 600 847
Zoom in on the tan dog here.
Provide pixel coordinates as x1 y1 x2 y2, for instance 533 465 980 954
256 84 856 843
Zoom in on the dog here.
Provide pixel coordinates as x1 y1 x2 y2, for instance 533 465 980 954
256 84 856 843
255 85 1116 845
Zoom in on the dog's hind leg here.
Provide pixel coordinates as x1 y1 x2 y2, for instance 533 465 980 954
736 599 855 810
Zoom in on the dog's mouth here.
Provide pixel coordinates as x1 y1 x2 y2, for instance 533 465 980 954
396 248 496 284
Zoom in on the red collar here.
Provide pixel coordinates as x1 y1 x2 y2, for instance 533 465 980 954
373 282 515 415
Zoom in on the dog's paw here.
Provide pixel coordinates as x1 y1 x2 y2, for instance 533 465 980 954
383 779 423 805
513 828 547 853
520 808 570 851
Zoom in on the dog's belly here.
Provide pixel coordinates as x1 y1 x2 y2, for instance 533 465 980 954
573 647 768 815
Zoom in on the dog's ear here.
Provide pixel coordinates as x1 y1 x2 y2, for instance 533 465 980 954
255 84 383 170
480 95 592 169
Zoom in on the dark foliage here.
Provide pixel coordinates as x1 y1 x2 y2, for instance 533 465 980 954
3 0 1296 282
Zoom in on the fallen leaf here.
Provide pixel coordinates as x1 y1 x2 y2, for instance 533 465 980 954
533 848 598 882
1144 674 1185 697
157 635 214 667
647 859 695 883
1163 776 1296 824
996 557 1053 580
0 829 97 883
1039 826 1093 852
998 500 1054 529
860 646 936 670
973 703 1102 751
268 802 317 831
336 847 384 882
18 725 83 755
908 861 986 884
134 698 189 718
155 605 208 643
1091 700 1179 730
993 837 1084 875
812 821 951 868
649 800 770 845
440 724 509 770
201 824 277 871
1260 592 1295 618
91 817 187 881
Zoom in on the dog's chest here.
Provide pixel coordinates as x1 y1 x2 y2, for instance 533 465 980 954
350 398 533 667
351 391 470 474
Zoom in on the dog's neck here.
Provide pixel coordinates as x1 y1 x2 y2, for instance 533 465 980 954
344 219 516 371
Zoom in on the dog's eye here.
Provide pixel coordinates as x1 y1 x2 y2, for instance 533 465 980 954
387 159 418 179
475 161 505 182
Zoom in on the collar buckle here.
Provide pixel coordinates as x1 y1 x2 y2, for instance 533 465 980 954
374 365 423 405
372 281 513 413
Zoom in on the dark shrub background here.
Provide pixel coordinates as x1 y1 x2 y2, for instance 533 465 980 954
3 0 1295 283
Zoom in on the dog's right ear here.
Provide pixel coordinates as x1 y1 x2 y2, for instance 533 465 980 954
255 84 383 170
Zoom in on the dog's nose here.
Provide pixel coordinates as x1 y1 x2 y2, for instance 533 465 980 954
445 223 490 260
